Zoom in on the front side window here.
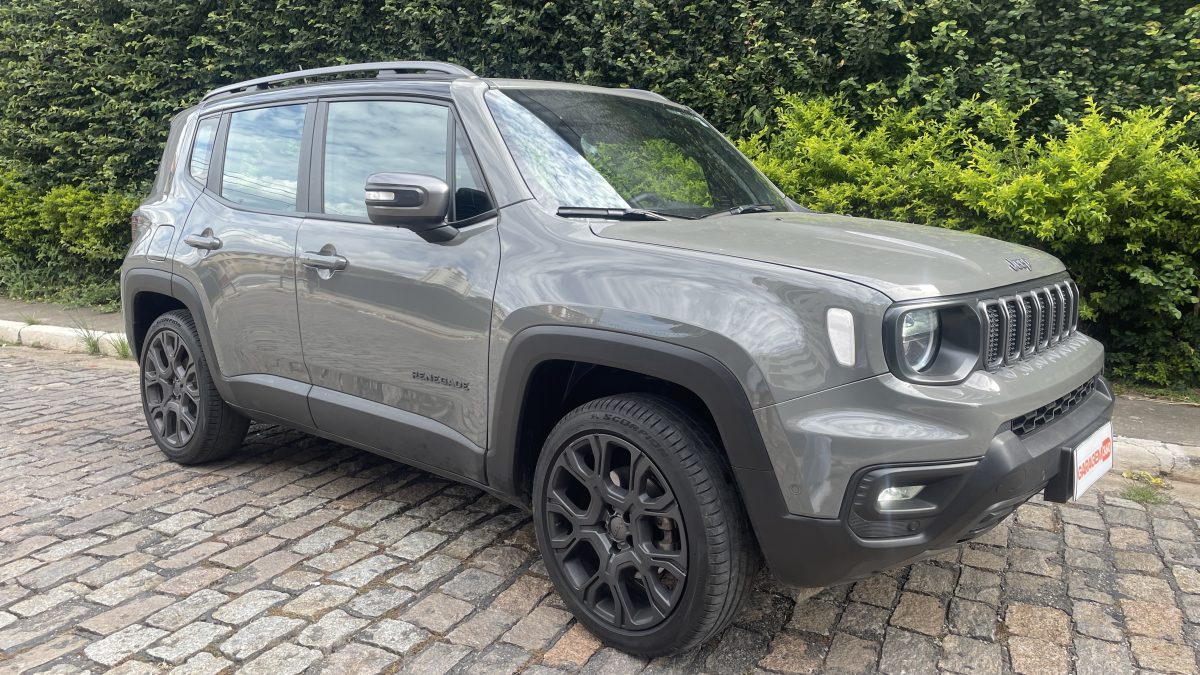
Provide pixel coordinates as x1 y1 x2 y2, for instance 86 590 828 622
323 100 449 217
221 104 306 210
486 88 787 218
453 126 493 221
189 117 219 183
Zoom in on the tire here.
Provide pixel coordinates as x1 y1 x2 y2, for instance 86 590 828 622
532 393 758 656
139 309 249 464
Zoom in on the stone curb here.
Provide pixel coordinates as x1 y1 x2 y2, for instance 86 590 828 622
0 318 129 358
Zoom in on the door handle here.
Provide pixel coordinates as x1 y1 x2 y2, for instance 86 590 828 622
184 234 222 251
300 251 349 271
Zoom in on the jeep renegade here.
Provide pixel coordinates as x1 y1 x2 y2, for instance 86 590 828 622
122 61 1114 655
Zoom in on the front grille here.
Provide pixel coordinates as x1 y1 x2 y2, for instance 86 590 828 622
1009 376 1098 437
981 279 1080 369
1004 299 1021 361
1021 295 1036 352
1034 290 1050 349
984 304 1002 367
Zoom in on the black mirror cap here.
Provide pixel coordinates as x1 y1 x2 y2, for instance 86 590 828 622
364 172 453 236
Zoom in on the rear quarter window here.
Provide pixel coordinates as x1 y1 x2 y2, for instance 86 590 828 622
147 110 191 199
189 117 219 184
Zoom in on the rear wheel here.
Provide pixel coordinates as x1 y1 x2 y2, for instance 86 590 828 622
140 310 248 464
533 394 758 656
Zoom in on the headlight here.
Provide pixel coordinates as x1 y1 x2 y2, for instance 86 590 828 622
900 309 940 371
885 301 981 384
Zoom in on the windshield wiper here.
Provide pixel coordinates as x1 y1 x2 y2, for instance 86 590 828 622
556 207 671 221
702 203 777 218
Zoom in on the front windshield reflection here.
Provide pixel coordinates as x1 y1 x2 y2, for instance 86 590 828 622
486 88 787 219
485 92 626 209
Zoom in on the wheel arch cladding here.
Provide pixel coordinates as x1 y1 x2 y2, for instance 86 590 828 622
122 268 228 398
129 291 186 358
487 325 778 500
507 359 723 499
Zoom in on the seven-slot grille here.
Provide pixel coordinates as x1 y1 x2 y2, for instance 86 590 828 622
981 279 1079 369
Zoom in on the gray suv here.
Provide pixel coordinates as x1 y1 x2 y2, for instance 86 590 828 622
122 61 1114 655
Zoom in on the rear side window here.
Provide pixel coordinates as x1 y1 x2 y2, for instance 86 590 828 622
221 104 306 210
189 117 219 183
322 100 449 217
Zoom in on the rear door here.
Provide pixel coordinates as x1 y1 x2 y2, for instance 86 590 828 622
295 96 500 480
174 101 315 423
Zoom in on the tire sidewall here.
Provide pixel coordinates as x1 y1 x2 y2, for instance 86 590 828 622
533 403 716 654
139 314 210 463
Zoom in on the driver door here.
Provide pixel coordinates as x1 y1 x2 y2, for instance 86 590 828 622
295 97 499 481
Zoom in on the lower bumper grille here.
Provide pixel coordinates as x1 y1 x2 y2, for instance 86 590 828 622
1009 376 1098 438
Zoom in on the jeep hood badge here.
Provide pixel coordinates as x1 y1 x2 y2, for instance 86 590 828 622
1006 257 1033 272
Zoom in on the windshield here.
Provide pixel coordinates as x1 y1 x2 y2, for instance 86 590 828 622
485 88 789 218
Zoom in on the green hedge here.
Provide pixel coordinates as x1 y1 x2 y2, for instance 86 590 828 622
742 97 1200 387
0 1 1196 191
0 173 136 308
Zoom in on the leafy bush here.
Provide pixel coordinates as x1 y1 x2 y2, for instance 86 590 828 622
591 140 714 207
742 97 1200 387
41 186 138 263
0 173 135 308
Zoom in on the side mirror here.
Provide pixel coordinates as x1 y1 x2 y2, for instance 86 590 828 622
364 172 456 241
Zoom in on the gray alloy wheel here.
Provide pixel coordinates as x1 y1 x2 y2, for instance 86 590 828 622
140 310 249 464
142 328 200 447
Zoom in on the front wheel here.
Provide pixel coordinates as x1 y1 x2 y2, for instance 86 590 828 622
140 310 248 464
532 394 758 656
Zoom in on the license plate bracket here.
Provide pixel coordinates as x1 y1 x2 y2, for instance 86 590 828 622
1071 422 1114 501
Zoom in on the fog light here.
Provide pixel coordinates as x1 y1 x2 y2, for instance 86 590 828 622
877 485 925 504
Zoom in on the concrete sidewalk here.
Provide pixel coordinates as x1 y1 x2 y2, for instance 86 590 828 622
1113 396 1200 447
0 297 124 334
0 298 127 358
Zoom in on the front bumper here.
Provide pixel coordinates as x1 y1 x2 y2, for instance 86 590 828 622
740 374 1113 587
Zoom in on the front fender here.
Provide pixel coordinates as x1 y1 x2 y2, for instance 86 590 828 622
487 324 776 488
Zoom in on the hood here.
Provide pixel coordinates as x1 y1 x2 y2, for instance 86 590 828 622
592 211 1065 301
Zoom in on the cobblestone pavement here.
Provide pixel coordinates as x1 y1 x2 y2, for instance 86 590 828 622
1 346 1199 675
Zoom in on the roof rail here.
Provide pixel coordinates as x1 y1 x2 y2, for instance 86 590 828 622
202 61 477 102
